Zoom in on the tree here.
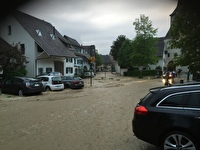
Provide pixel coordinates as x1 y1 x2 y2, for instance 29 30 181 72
110 35 126 61
117 38 133 68
0 45 27 79
130 14 158 68
169 0 200 73
95 52 103 67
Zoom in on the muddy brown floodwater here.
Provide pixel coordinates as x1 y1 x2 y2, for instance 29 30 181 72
0 72 163 150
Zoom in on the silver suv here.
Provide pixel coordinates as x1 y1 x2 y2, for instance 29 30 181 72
36 76 64 91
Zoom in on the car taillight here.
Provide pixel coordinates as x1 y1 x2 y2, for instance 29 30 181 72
134 106 148 115
73 81 78 84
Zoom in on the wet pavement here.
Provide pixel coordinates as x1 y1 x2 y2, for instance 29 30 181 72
0 72 163 150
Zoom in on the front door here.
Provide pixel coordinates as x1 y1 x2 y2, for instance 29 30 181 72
54 61 64 75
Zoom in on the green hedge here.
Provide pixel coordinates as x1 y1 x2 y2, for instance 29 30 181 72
124 70 157 77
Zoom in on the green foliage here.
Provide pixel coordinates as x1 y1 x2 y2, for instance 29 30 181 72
124 70 157 77
155 66 162 71
0 45 27 79
169 0 200 73
166 60 176 71
110 35 126 61
131 14 158 67
117 38 133 68
133 14 157 37
95 52 103 66
110 14 159 72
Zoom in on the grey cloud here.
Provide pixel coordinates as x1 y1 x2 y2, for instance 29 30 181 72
19 0 178 54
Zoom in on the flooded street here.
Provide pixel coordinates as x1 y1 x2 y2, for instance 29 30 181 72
0 72 163 150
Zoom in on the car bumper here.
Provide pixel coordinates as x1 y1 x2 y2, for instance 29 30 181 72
72 84 84 89
50 84 64 91
24 87 44 94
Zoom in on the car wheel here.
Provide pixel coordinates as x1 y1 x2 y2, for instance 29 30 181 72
162 131 198 150
45 86 51 91
18 89 24 96
66 84 70 88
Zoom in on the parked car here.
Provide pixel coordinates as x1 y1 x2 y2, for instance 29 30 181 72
61 76 84 89
36 75 64 91
36 71 62 77
132 82 200 150
0 76 44 96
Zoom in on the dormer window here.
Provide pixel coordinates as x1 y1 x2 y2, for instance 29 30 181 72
50 26 56 40
36 29 42 36
50 34 55 40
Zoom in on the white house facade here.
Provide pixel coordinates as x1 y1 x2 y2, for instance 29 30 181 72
0 14 37 77
0 10 95 77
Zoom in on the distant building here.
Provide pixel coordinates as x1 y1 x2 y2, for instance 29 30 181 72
98 55 113 72
163 0 188 73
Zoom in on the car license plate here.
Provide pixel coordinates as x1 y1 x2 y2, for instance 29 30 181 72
35 84 39 86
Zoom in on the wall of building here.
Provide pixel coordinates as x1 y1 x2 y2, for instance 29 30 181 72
0 15 36 77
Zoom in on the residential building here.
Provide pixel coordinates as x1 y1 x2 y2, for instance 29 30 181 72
149 37 165 70
98 55 113 72
163 0 188 73
0 10 94 77
82 45 96 73
63 35 92 76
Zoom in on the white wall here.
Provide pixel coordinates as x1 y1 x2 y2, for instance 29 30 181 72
163 39 188 73
149 58 163 70
0 15 36 77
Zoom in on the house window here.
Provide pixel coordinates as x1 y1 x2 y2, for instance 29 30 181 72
66 58 73 63
8 25 11 35
50 26 56 40
38 68 43 75
168 53 170 57
20 44 25 54
74 58 76 64
46 67 52 73
66 67 73 74
77 60 83 65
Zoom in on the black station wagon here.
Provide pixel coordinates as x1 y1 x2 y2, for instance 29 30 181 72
132 82 200 150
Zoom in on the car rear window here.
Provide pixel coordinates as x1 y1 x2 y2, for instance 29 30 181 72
52 77 61 81
138 92 153 105
61 76 66 80
74 77 81 80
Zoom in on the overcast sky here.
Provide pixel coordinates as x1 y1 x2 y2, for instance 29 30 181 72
18 0 178 55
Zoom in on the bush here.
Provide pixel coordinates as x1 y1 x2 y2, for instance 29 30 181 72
124 70 157 77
